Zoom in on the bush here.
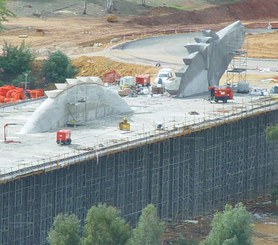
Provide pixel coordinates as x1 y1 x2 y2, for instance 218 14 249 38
271 184 278 204
82 204 131 245
42 50 77 83
0 79 5 86
175 235 199 245
47 214 81 245
266 124 278 141
0 41 34 75
11 72 37 89
129 204 164 245
204 203 253 245
107 15 118 23
0 1 15 29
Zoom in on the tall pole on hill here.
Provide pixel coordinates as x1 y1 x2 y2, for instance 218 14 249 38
83 0 87 14
106 0 113 13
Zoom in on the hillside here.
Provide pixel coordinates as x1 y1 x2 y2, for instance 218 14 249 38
6 0 278 28
2 0 278 59
1 0 278 85
130 0 278 26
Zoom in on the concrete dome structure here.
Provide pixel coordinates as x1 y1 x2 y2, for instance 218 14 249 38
21 77 132 134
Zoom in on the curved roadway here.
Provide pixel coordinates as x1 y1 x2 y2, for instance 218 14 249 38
112 33 197 69
109 30 278 72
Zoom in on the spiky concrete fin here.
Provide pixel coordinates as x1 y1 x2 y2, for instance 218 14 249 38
165 21 245 97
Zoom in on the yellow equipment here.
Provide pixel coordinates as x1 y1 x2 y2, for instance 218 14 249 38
119 117 130 131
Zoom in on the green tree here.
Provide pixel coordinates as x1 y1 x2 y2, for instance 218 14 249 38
175 235 199 245
271 184 278 205
0 41 34 75
47 213 81 245
0 0 15 28
42 50 77 83
11 72 36 88
82 204 131 245
266 124 278 141
204 203 253 245
129 204 164 245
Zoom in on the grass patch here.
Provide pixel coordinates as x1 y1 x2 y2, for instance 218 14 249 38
206 0 239 4
168 4 183 10
168 4 192 11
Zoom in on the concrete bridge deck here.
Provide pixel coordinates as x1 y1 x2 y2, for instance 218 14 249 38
0 90 276 178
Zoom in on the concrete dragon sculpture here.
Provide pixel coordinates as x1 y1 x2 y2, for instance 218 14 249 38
164 21 246 97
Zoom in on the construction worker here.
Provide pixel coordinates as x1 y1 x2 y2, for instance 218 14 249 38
157 77 163 85
210 86 215 100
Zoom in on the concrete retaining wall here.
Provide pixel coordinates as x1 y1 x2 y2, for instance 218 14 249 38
1 110 278 244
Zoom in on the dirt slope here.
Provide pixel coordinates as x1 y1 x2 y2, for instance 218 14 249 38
130 0 278 26
2 0 278 60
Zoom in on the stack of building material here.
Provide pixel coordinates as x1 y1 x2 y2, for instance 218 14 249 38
0 85 44 103
152 85 164 94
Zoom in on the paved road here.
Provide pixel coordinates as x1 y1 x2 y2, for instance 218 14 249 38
110 31 278 72
112 33 197 69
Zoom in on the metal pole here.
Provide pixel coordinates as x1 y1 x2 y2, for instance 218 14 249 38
3 124 7 143
24 73 28 99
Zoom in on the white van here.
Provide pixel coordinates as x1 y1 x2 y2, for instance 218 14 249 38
154 68 176 85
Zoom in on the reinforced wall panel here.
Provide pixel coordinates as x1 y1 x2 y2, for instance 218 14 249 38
1 111 278 244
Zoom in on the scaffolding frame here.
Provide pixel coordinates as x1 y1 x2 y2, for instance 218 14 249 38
66 84 87 126
225 41 248 86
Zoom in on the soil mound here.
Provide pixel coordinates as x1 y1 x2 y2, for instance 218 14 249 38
130 0 278 26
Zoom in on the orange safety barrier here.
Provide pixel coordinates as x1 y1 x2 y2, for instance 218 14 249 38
0 95 5 103
0 85 16 96
0 85 44 103
13 92 24 100
4 97 18 103
27 89 44 98
6 89 22 98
